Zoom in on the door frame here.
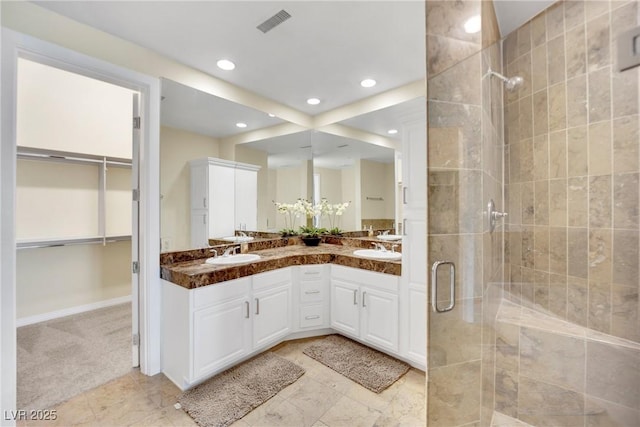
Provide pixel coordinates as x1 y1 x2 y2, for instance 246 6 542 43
1 29 161 419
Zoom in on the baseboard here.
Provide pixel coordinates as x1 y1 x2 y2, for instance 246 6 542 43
16 295 132 327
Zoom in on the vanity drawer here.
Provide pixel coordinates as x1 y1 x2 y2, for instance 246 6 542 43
299 265 324 281
299 304 324 328
300 280 324 303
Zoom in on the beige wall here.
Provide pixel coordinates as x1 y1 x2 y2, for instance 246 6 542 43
341 163 360 231
315 167 342 229
360 160 395 221
235 145 268 231
160 126 219 252
17 242 131 318
272 164 311 230
17 58 133 159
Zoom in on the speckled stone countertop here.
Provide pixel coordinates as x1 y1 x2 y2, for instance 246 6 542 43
161 240 401 289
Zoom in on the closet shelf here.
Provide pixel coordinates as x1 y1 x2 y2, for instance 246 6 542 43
17 235 131 250
17 146 132 168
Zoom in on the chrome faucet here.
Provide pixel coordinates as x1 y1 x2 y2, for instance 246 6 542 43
391 244 399 253
238 231 248 237
371 242 387 252
222 246 240 257
209 248 218 258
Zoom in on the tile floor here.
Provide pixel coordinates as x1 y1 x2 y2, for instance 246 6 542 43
19 337 427 427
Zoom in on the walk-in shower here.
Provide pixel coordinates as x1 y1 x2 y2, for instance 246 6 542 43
486 68 524 91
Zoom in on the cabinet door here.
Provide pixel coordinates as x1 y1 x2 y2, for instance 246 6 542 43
190 164 208 210
190 210 208 248
235 168 257 231
407 284 426 367
330 279 360 337
361 286 399 352
193 295 251 380
252 283 291 350
209 164 235 237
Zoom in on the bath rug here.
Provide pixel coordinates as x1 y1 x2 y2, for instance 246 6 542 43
178 352 305 427
302 334 409 393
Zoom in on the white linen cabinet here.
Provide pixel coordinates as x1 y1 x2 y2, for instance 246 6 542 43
190 158 260 247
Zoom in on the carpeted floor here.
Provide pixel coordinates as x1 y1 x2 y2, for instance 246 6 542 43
179 352 305 427
17 303 133 411
302 334 410 393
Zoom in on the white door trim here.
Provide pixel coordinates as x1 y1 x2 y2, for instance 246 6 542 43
1 28 161 421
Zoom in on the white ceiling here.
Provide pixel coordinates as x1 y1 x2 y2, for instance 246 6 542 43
493 0 555 37
34 1 553 167
35 1 426 114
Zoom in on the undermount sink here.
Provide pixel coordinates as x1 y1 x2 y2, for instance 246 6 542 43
221 236 254 243
205 253 261 265
377 234 402 241
353 249 402 261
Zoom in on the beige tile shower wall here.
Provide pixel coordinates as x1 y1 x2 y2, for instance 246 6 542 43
426 1 504 426
504 0 640 344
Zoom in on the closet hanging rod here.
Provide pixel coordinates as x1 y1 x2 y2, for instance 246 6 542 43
17 146 131 167
16 235 131 250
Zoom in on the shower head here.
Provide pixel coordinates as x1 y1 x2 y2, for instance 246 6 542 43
486 68 524 92
504 75 524 91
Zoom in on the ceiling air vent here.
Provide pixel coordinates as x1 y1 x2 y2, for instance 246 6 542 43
257 10 292 33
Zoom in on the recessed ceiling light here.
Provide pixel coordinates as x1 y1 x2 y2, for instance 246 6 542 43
360 79 377 88
306 98 321 105
387 129 399 135
268 113 276 118
463 15 481 34
217 59 236 71
236 122 247 128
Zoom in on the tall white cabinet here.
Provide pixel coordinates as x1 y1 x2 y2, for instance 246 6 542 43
399 110 427 369
190 158 260 247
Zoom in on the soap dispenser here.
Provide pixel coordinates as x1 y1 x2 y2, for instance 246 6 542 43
368 225 374 237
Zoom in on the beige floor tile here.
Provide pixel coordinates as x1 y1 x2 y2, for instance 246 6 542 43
240 394 287 425
91 394 158 427
164 406 199 427
345 383 393 412
320 395 382 427
85 375 141 413
28 394 95 427
247 400 308 427
307 363 354 395
129 410 175 427
284 376 342 425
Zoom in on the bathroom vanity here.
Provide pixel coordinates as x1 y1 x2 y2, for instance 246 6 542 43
160 239 424 391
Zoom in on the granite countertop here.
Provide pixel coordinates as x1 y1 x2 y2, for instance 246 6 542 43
161 243 401 289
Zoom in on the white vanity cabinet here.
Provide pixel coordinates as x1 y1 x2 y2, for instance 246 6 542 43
161 267 292 390
190 158 260 247
330 265 399 353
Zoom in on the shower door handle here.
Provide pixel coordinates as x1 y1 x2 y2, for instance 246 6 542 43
431 261 455 313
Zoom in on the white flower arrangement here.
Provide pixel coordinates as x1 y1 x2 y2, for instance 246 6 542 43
274 198 350 236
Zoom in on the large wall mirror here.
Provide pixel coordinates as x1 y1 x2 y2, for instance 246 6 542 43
160 79 425 252
155 1 426 253
159 78 425 252
160 79 425 251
